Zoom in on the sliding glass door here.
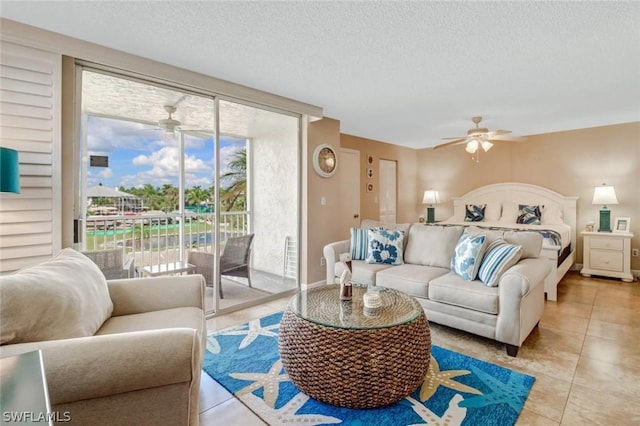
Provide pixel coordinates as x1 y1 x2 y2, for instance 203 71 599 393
76 66 300 315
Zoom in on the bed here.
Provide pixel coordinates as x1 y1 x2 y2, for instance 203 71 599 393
443 182 578 301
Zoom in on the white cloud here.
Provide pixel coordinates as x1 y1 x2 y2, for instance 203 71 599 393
124 147 212 188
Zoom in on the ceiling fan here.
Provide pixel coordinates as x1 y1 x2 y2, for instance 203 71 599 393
435 116 523 162
132 104 213 140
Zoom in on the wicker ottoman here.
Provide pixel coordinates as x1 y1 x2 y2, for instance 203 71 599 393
279 284 431 408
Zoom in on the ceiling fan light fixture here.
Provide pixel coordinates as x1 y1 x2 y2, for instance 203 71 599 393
481 141 493 152
465 140 478 154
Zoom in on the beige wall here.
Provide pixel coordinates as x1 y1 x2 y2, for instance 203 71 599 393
416 122 640 271
304 118 343 284
341 134 418 224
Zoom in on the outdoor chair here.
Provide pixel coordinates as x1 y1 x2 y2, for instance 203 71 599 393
188 233 254 299
81 249 135 280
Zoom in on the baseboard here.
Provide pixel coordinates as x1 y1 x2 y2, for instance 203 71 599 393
573 263 639 281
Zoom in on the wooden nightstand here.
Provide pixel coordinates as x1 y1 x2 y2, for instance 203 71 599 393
581 231 634 282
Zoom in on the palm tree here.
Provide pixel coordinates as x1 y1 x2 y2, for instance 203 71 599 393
139 183 161 210
161 184 179 212
220 148 246 211
186 186 210 210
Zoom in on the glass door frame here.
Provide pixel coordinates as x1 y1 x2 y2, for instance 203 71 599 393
73 61 302 317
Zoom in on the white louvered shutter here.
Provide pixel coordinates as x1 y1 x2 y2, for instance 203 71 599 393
0 41 61 273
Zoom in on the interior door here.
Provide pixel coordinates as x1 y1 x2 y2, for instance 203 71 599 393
379 159 397 223
339 148 360 229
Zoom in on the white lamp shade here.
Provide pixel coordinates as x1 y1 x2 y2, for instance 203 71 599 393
592 185 618 205
465 140 478 154
481 141 493 152
422 190 440 205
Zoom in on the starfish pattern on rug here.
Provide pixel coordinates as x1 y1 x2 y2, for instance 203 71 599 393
242 391 342 425
229 359 289 408
420 355 483 401
458 365 530 413
405 394 467 426
220 318 280 349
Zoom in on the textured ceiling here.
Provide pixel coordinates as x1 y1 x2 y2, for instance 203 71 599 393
1 1 639 148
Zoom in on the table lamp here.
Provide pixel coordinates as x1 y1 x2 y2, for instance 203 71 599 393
0 147 21 194
422 189 440 224
592 184 618 232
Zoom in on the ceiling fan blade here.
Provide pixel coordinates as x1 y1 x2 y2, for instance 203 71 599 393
441 136 466 140
488 129 511 136
434 138 469 149
489 135 527 143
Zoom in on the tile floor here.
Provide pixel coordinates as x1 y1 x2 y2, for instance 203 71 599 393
198 271 640 425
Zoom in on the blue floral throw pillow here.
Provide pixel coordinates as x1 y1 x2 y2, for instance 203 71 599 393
451 233 488 281
464 204 486 222
365 229 404 265
516 204 542 225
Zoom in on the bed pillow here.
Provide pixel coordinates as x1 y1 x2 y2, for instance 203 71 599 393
0 248 113 345
464 204 486 222
365 229 404 265
350 227 380 260
484 203 502 222
517 204 542 225
478 238 523 287
542 204 564 225
451 233 488 281
499 201 519 223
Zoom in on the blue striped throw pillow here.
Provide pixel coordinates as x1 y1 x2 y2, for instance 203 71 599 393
350 227 382 260
478 238 523 287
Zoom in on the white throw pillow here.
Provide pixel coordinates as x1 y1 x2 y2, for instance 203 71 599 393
0 248 114 344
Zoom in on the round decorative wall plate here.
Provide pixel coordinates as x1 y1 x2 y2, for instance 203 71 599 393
312 143 338 178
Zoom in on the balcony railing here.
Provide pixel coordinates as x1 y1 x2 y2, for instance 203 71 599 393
83 211 249 273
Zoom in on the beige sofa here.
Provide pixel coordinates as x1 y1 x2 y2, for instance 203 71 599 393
324 220 550 357
0 249 206 425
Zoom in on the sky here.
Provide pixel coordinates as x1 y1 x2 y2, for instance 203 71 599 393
86 116 244 190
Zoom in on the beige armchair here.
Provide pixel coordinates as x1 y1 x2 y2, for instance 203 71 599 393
0 248 206 426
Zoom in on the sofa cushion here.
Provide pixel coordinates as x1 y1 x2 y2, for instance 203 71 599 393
451 233 488 281
503 231 543 259
0 248 114 345
478 239 523 287
404 225 464 268
335 260 392 286
96 307 204 336
376 264 449 299
428 272 500 315
365 229 404 265
463 226 505 245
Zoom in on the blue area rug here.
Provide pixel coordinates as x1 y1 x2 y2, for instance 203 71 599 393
203 311 535 425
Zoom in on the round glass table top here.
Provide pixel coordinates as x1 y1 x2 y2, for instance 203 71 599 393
288 284 422 330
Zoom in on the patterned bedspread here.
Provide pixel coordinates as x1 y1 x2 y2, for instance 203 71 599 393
429 223 563 247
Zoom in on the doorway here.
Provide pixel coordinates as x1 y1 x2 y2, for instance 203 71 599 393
339 148 360 230
379 159 397 223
